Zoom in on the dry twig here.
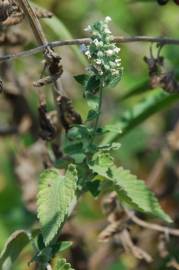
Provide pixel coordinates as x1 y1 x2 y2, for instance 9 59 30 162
125 209 179 237
2 35 179 62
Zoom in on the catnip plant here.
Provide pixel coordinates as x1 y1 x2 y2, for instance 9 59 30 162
35 17 171 268
1 4 178 268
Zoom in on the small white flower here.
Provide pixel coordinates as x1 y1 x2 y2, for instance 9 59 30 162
104 28 111 34
105 16 112 23
106 49 114 56
84 25 92 32
96 59 102 65
113 47 120 53
104 65 110 70
112 70 119 76
97 51 104 57
115 58 121 62
93 39 100 46
85 50 91 58
92 31 99 36
109 61 116 67
93 39 103 47
105 35 113 42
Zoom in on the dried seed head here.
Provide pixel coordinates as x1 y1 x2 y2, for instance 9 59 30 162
38 101 57 141
57 96 82 131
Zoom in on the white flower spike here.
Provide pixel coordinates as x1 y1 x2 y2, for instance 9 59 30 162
105 16 112 23
82 16 122 88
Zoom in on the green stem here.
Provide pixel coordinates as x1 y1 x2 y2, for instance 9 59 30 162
91 86 103 143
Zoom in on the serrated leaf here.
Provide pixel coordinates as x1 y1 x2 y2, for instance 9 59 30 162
37 165 78 246
97 142 121 151
0 230 30 270
55 258 75 270
89 152 172 223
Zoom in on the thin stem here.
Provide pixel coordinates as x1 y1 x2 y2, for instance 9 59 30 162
2 35 179 62
91 86 103 144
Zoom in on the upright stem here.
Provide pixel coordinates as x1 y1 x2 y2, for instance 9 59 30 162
91 86 103 143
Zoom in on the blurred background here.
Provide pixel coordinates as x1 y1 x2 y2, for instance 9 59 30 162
1 0 179 269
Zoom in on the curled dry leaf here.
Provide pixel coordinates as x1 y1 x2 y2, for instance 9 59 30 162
57 95 82 131
102 191 118 215
118 229 153 263
158 234 169 258
99 192 153 263
99 221 125 242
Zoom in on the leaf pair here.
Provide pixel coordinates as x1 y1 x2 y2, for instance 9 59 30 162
89 151 172 223
55 258 74 270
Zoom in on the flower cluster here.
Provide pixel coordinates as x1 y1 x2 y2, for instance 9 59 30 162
82 16 122 87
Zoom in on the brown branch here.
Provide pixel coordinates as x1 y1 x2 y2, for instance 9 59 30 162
1 35 179 62
16 0 48 45
126 209 179 237
16 0 63 123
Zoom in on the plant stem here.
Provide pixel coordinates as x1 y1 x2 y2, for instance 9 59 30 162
91 86 103 144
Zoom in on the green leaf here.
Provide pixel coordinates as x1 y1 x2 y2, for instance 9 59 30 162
86 93 99 111
32 239 73 264
86 75 100 94
74 74 90 87
97 142 121 151
86 110 98 121
37 165 78 246
0 230 30 270
55 258 75 270
103 90 179 144
89 152 172 223
56 241 73 253
86 180 101 197
107 74 122 88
